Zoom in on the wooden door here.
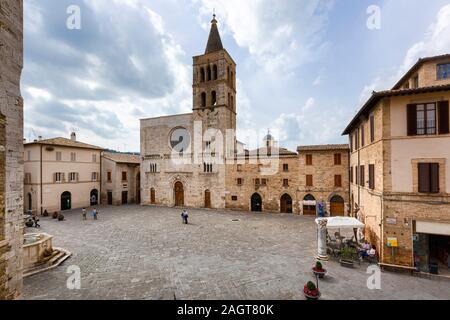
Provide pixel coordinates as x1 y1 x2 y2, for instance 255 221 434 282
205 190 211 208
150 188 155 204
122 191 128 204
303 205 316 216
280 194 293 213
174 182 184 207
330 202 345 216
107 192 113 205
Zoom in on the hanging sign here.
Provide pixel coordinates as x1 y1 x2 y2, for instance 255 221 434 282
387 237 398 247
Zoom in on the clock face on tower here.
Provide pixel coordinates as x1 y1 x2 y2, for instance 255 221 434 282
169 127 191 153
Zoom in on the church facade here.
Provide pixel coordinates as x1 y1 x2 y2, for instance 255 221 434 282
140 16 349 215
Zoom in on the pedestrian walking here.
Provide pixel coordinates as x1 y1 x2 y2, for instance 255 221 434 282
92 208 98 220
82 208 87 220
181 209 189 224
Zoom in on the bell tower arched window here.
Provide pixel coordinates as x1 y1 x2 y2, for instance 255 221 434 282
207 66 212 81
213 65 218 80
211 91 217 106
200 67 205 83
201 92 206 108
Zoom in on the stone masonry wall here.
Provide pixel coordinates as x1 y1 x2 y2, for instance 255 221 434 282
0 0 24 300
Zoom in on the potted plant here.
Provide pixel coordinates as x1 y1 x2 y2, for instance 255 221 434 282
58 214 65 221
340 246 357 268
25 218 34 228
52 212 58 219
303 281 320 300
312 261 327 278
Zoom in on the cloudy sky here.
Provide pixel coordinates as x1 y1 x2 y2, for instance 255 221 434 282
23 0 450 152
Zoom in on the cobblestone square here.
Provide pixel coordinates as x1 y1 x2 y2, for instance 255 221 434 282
23 205 450 300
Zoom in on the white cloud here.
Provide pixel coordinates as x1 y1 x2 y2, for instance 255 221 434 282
360 4 450 103
195 0 334 74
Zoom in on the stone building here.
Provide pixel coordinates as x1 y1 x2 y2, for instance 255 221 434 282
343 54 450 273
0 0 24 300
141 15 349 215
297 144 350 216
141 15 236 209
101 152 140 206
24 133 103 214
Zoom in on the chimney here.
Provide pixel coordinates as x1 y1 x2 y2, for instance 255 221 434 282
70 132 76 141
38 136 42 141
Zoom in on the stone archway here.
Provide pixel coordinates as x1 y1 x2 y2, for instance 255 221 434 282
330 195 345 216
280 194 293 213
303 194 316 216
90 189 98 206
61 191 72 211
174 181 184 207
251 193 262 212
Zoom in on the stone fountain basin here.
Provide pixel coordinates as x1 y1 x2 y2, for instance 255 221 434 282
23 233 54 269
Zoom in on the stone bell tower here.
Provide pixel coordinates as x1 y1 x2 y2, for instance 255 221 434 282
192 15 237 156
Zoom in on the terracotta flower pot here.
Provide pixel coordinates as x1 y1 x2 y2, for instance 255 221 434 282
312 267 327 278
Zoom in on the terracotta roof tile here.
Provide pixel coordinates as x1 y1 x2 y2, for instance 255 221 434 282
103 152 141 164
297 144 349 152
24 137 104 150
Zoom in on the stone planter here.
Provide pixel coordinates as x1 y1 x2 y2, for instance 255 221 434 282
340 259 354 268
304 291 321 300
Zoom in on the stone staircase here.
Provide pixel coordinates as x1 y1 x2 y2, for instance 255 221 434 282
23 247 72 278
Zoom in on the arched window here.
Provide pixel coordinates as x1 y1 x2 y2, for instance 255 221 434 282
213 65 218 80
201 92 206 108
200 67 205 83
228 93 231 108
230 71 234 87
207 66 212 81
211 91 217 106
230 95 234 110
227 66 230 82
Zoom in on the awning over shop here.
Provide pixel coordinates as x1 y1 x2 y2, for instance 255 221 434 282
315 217 365 229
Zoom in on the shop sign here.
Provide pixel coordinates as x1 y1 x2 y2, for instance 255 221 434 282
386 218 397 225
387 237 398 247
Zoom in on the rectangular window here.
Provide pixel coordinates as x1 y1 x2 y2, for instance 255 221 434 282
71 152 76 162
283 179 289 187
107 171 112 182
355 166 359 185
334 175 342 188
418 163 440 193
370 113 375 143
69 172 77 182
27 150 31 161
56 152 62 161
350 134 353 152
255 178 260 186
408 103 438 136
361 125 365 147
55 172 63 183
237 178 243 186
261 178 267 186
369 164 375 190
237 164 242 172
92 154 97 162
92 172 98 181
334 153 342 165
437 63 450 80
283 164 289 172
306 154 313 166
360 165 365 187
231 196 238 201
350 167 353 184
306 175 313 187
122 171 127 181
